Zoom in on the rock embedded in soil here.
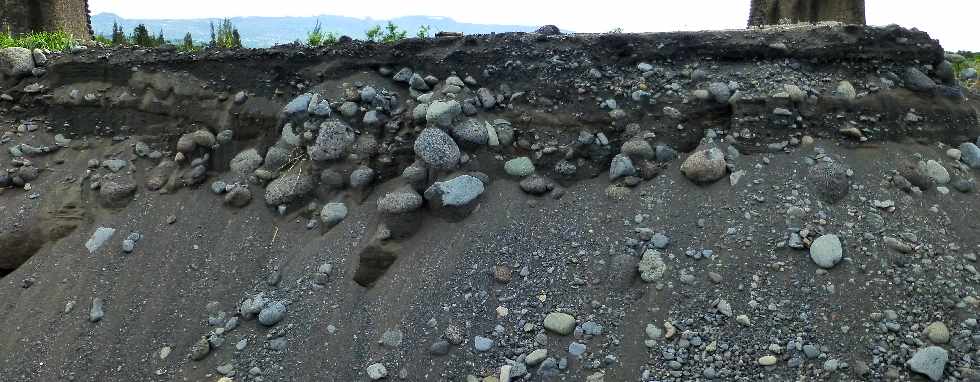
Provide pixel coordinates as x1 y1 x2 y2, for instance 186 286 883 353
320 202 348 227
505 157 535 177
0 47 34 77
451 118 489 145
85 227 116 254
907 346 948 381
190 336 211 361
758 355 778 366
377 186 423 214
88 298 104 323
224 185 252 207
283 93 313 115
366 363 388 380
807 161 850 204
414 128 461 170
176 130 216 153
519 175 552 195
230 149 263 177
707 82 731 103
543 312 576 335
621 139 654 159
680 147 727 184
903 67 937 92
425 100 461 128
638 249 667 282
264 172 314 206
526 349 548 366
809 234 843 269
99 178 137 207
923 160 950 184
609 154 636 181
925 322 950 344
961 143 980 169
258 301 287 326
473 335 494 352
309 119 355 161
424 175 485 207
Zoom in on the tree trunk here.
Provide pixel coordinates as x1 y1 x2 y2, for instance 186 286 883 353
0 0 91 40
748 0 866 27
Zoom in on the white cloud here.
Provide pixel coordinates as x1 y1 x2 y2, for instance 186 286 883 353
89 0 978 51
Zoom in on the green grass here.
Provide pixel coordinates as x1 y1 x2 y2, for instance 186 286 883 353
0 30 76 51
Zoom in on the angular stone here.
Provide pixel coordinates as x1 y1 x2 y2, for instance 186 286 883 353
907 346 948 381
424 175 485 207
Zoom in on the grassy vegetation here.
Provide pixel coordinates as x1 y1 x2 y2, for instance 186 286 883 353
306 21 338 47
0 30 76 51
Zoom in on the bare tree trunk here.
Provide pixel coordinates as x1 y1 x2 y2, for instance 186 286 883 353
0 0 91 40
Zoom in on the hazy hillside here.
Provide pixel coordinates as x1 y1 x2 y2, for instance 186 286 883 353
91 13 539 47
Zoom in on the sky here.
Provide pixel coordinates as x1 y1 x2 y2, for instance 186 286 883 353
89 0 978 51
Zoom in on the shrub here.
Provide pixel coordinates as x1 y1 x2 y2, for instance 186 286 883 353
366 21 407 43
111 21 127 45
131 24 155 46
177 32 204 52
417 25 431 39
381 21 407 43
306 21 337 46
365 25 381 42
210 18 242 49
182 32 193 50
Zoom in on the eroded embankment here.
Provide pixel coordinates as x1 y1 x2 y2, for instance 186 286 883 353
1 23 980 382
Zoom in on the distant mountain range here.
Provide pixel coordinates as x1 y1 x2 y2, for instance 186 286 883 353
91 13 540 48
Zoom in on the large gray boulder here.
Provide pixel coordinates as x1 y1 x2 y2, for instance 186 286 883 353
903 67 936 92
309 120 355 161
414 128 460 170
680 147 727 184
377 186 423 214
960 143 980 169
707 82 731 103
425 100 461 128
809 234 843 269
99 178 138 207
0 47 34 77
609 154 636 181
424 175 485 207
264 172 314 206
230 148 263 177
907 346 948 381
320 202 348 227
450 118 488 145
808 162 850 203
283 93 313 116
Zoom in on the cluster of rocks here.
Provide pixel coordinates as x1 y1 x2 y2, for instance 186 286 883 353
0 46 50 79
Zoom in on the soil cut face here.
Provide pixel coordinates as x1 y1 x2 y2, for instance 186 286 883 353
1 23 980 382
